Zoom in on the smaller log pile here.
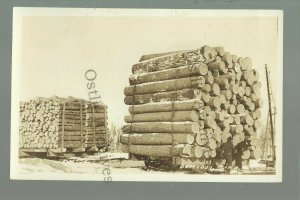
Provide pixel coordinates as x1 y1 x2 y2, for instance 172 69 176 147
121 45 262 166
19 97 108 150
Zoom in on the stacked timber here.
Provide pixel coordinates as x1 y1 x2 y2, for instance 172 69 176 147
19 97 108 150
121 45 262 162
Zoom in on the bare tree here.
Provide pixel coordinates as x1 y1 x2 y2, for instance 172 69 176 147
107 123 122 152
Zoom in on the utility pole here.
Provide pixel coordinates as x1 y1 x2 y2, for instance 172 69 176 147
265 64 276 162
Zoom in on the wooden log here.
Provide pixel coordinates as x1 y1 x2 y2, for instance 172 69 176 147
207 61 227 74
250 110 257 120
245 127 255 136
84 121 107 127
85 113 106 119
206 96 221 108
203 106 211 115
230 84 239 95
193 146 204 158
138 50 188 62
57 112 106 120
217 120 230 129
228 104 236 114
240 114 254 126
120 133 194 145
84 127 107 132
215 78 229 90
126 144 186 157
252 69 260 81
246 73 255 86
199 110 207 120
198 120 205 129
203 149 211 158
219 94 226 104
233 62 241 73
221 100 230 110
213 130 222 143
232 55 238 63
196 132 208 146
128 99 204 114
124 110 200 123
233 115 241 125
129 63 208 85
59 134 106 141
182 144 194 157
55 118 84 125
58 131 106 136
236 104 245 114
132 51 196 74
58 106 106 112
208 110 216 119
85 107 107 113
124 76 205 96
245 87 251 96
202 84 211 93
250 93 258 102
214 56 222 62
220 90 232 100
251 83 261 94
204 118 217 129
211 83 220 96
212 70 220 79
221 53 233 68
253 120 261 130
230 124 243 134
57 125 83 131
238 57 247 71
213 46 225 56
221 132 231 143
254 99 263 108
210 149 217 158
245 57 253 70
255 109 261 119
124 88 202 105
215 112 225 122
208 138 217 149
238 87 245 97
205 71 214 84
122 122 200 133
202 45 217 63
241 70 250 81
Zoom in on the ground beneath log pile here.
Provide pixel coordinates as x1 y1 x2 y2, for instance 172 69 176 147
17 152 276 179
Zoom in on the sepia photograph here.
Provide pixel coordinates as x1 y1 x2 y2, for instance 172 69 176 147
10 8 283 182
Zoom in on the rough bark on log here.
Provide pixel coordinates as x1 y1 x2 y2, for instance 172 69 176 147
128 99 204 114
124 110 200 123
124 88 202 105
131 49 206 74
138 50 189 62
120 133 194 145
125 144 186 157
129 63 208 85
122 122 200 133
124 76 205 96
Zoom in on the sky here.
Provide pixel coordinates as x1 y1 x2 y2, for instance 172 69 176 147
17 13 281 129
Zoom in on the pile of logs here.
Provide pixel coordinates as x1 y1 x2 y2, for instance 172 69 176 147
121 45 262 163
19 97 108 150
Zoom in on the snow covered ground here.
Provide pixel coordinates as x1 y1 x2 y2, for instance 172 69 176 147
17 152 276 178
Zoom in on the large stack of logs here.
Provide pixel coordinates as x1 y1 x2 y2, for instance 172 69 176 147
19 97 108 150
121 45 262 165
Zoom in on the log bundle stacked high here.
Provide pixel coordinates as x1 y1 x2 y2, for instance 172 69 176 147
121 45 262 162
19 97 108 150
